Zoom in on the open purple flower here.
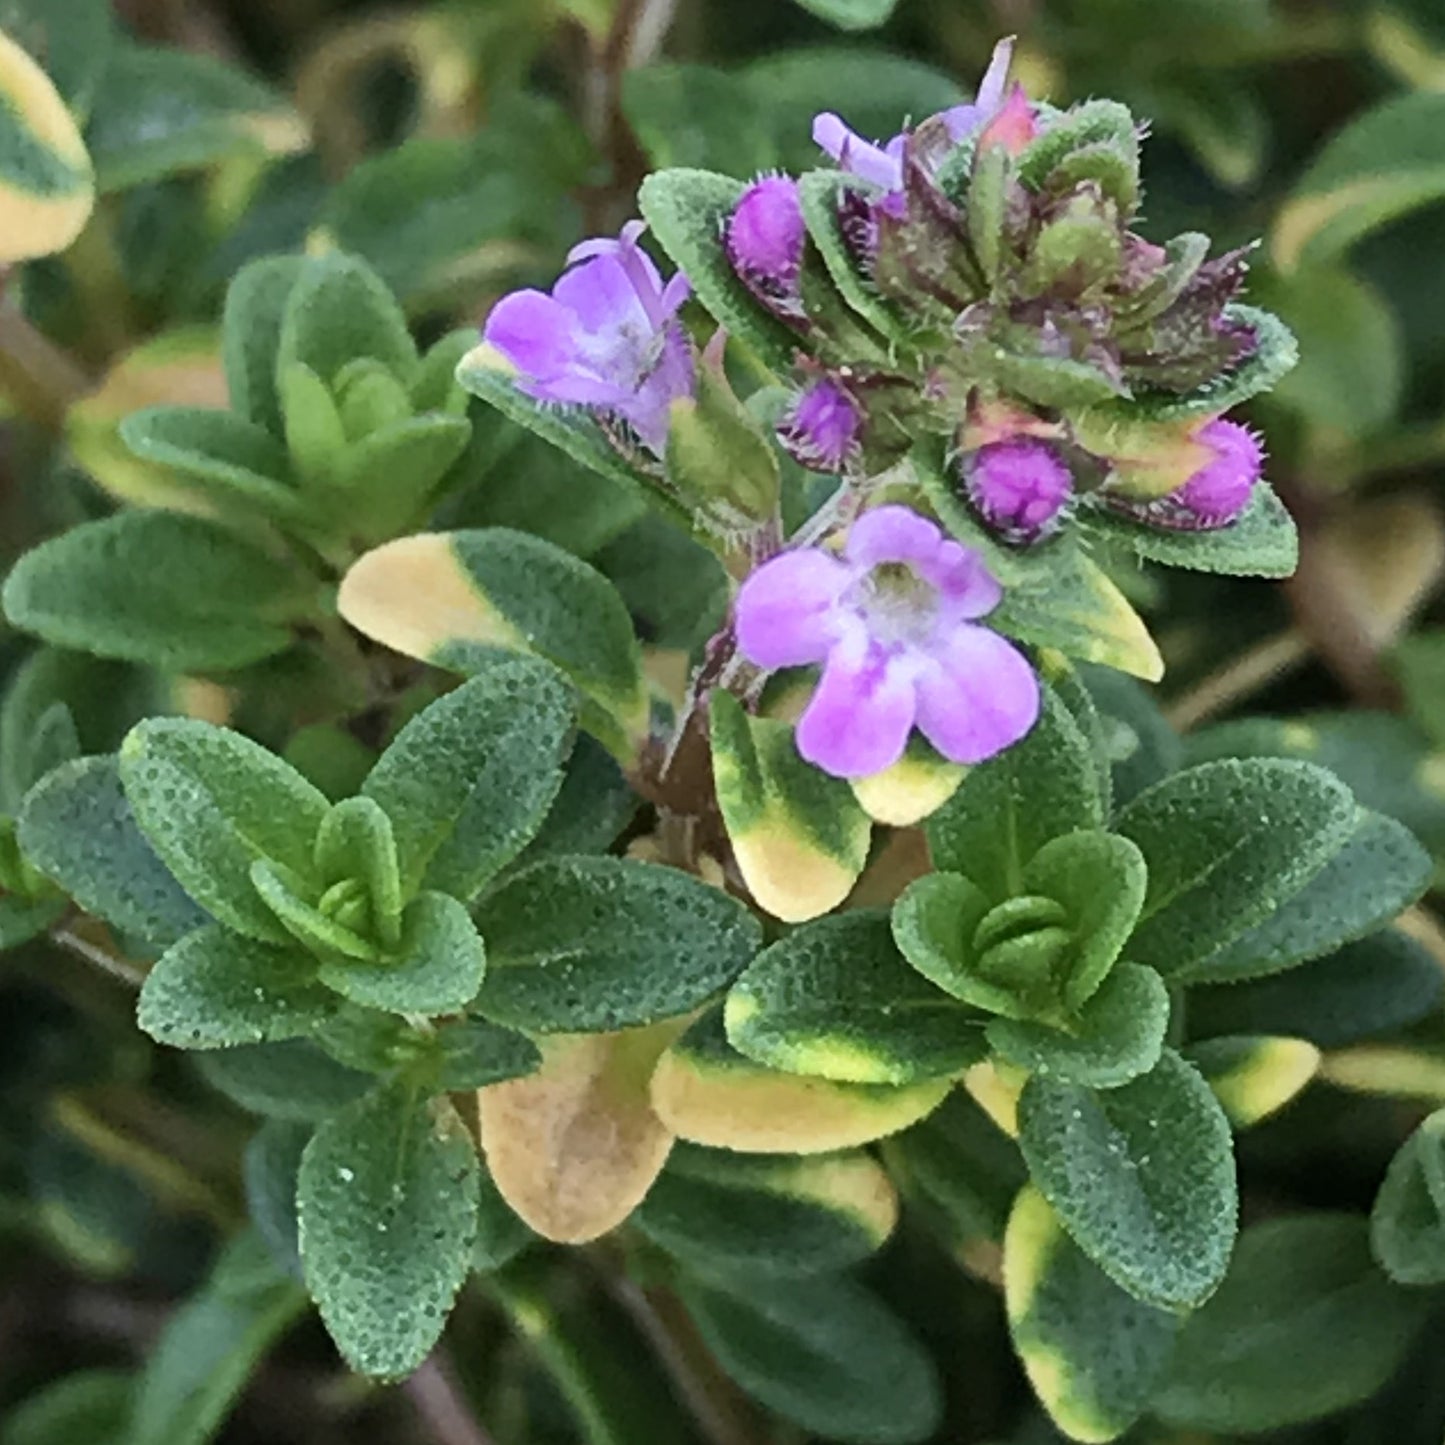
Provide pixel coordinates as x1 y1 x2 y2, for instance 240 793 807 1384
811 37 1017 209
734 505 1039 777
482 221 693 454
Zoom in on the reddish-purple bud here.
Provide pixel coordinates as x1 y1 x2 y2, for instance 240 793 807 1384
726 176 806 323
778 378 862 473
965 438 1073 545
1166 418 1262 528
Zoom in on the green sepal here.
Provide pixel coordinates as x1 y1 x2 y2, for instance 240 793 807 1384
1017 100 1141 199
725 910 985 1085
317 891 486 1017
120 718 330 944
711 690 870 924
665 359 780 524
987 962 1170 1089
137 925 335 1049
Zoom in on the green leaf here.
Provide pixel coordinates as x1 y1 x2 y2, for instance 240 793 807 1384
138 925 334 1049
1372 1111 1445 1285
1114 758 1359 980
337 414 472 542
298 1081 480 1378
2 512 317 673
790 0 898 29
1078 483 1299 579
250 857 377 960
515 733 638 864
85 41 303 193
725 910 983 1085
120 718 330 943
454 352 665 521
1188 928 1444 1048
1155 1214 1428 1430
1017 1049 1237 1309
0 1371 133 1445
476 856 761 1033
17 755 208 945
314 796 401 946
926 684 1104 898
244 1118 308 1275
0 890 63 948
1185 1034 1320 1129
472 1157 536 1271
0 24 93 264
128 1232 306 1445
0 0 116 116
1274 91 1445 272
638 168 801 372
987 962 1170 1089
432 1015 541 1091
222 255 305 437
991 549 1163 682
197 1040 369 1120
1078 664 1180 805
635 1144 897 1277
118 406 308 526
651 1006 952 1155
339 529 646 760
711 690 871 924
797 170 908 340
678 1273 942 1445
318 891 486 1016
275 250 415 388
361 656 573 901
621 64 776 175
1005 1185 1179 1444
1174 811 1430 984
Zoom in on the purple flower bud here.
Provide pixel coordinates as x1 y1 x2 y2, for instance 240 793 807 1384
726 176 807 322
1166 418 1263 528
778 378 862 473
733 504 1039 777
965 438 1073 545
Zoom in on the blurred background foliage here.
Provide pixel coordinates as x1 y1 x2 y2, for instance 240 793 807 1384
9 0 1445 1442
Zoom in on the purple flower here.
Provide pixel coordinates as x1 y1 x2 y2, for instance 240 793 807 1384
482 221 693 454
726 176 807 322
1168 418 1263 527
734 505 1039 778
778 378 862 473
966 438 1073 545
811 37 1017 207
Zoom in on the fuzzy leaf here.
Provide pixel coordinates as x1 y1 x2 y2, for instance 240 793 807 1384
361 655 574 900
1371 1111 1445 1286
196 1040 369 1121
476 856 761 1033
222 255 305 436
1017 1049 1237 1309
276 251 415 386
298 1083 479 1379
1186 1035 1320 1129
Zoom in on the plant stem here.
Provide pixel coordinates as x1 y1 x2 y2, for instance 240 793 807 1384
403 1353 499 1445
0 299 91 433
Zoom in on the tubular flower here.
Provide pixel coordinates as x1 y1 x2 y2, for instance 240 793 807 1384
482 221 693 454
734 505 1039 778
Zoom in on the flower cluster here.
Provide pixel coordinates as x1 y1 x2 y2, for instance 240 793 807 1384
476 38 1284 783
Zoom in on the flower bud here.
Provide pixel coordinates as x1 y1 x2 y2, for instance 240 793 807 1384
726 176 807 323
965 438 1073 544
1166 418 1263 528
777 377 862 473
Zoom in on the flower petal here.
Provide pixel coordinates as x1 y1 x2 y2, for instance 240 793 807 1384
813 112 904 192
734 549 851 670
845 505 945 569
796 644 917 779
554 253 651 338
483 290 579 379
912 626 1039 764
924 539 1004 622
